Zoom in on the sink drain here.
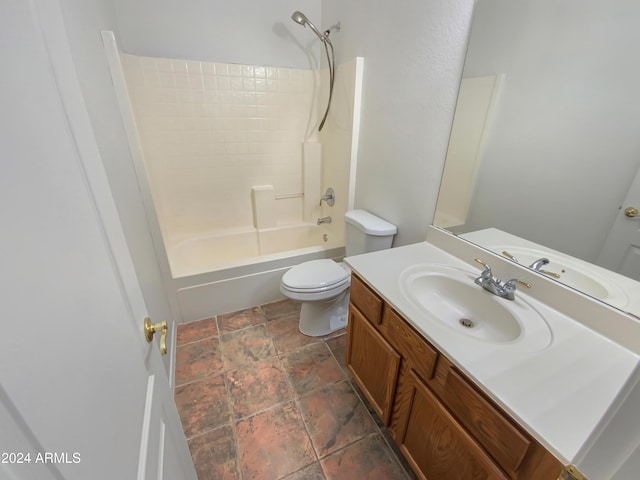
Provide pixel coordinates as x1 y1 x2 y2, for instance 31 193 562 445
459 318 474 328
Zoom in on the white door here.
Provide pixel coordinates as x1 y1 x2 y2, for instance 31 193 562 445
0 2 196 479
597 165 640 281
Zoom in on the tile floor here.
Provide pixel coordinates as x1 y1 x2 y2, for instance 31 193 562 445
174 299 414 480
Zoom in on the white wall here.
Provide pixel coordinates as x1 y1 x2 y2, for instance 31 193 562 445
321 0 476 246
463 0 640 262
113 0 322 69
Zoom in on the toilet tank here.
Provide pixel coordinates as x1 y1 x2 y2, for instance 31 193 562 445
344 210 397 256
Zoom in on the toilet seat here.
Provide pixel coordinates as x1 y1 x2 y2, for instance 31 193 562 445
281 259 350 300
279 209 396 337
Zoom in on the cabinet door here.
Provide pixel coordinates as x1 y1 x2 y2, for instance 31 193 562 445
398 371 509 480
346 305 401 425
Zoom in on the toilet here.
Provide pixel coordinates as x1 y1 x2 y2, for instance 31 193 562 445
280 210 397 336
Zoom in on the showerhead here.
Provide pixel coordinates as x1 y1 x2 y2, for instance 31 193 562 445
290 10 339 131
290 10 325 41
291 10 308 26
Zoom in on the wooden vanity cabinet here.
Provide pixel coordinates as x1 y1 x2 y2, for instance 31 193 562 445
397 369 509 480
346 274 563 480
346 305 400 425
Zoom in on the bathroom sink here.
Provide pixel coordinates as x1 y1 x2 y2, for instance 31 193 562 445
399 264 552 351
494 245 629 308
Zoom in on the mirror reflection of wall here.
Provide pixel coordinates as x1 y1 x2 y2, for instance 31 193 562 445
434 0 640 312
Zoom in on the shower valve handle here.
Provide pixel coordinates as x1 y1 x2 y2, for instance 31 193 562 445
320 187 335 207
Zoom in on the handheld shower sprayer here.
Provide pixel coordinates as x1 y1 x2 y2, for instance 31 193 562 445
291 11 325 40
290 10 339 131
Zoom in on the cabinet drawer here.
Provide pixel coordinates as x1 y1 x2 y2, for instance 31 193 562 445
382 307 438 382
350 274 383 325
445 369 531 478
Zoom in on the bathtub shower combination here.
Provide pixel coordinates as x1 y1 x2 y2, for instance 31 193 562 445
169 223 341 278
102 20 363 320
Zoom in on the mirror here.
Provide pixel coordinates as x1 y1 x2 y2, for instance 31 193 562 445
434 0 640 316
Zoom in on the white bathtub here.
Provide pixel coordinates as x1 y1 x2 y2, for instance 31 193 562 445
169 224 345 321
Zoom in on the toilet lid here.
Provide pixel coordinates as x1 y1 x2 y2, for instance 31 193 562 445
282 259 350 290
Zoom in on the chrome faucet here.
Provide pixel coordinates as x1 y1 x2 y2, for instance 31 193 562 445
502 251 561 279
528 257 561 279
473 258 531 301
317 216 332 225
529 257 549 270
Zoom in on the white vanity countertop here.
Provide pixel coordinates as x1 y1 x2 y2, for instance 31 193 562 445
345 241 640 464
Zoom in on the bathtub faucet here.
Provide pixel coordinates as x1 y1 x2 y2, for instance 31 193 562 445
317 216 332 225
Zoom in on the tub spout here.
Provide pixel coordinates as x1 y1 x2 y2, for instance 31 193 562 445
317 216 332 225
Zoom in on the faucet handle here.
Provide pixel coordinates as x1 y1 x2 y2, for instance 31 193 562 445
501 250 519 263
501 278 531 300
505 278 531 289
539 270 561 279
474 258 489 268
474 258 492 277
319 187 335 206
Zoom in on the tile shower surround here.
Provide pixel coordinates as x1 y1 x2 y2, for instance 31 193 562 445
122 55 319 243
175 299 414 479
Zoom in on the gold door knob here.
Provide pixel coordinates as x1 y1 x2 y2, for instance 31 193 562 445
624 207 639 218
144 318 168 355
